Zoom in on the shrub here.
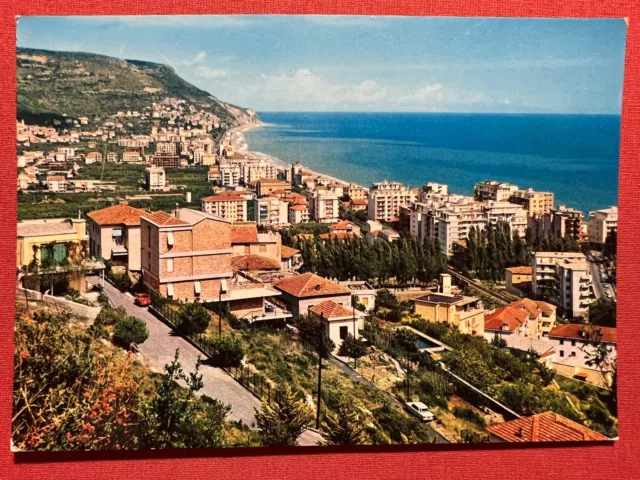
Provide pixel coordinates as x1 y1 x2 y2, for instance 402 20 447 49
206 335 245 368
452 406 486 427
95 306 127 326
113 316 149 347
177 302 211 336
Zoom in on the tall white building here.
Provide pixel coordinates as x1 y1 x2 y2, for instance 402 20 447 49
588 206 618 245
531 252 594 318
145 166 166 192
254 197 289 226
201 195 248 222
474 180 519 202
368 181 417 222
311 188 340 223
220 164 241 187
483 201 528 237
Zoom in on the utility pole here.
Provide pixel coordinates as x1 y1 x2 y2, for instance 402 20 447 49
315 313 324 429
218 288 222 336
352 305 357 369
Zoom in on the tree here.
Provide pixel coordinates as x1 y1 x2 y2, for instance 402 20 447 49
95 305 126 326
296 315 335 358
141 350 230 449
338 333 368 368
395 329 419 399
491 332 507 349
254 385 313 446
588 298 616 328
177 302 211 336
113 316 149 348
206 334 245 367
538 364 556 386
319 404 369 446
604 229 617 260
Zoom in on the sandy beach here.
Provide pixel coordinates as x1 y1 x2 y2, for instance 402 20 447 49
225 121 357 188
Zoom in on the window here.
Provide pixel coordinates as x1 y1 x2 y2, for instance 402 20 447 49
559 339 564 345
167 283 174 298
167 231 174 248
361 297 368 305
259 245 267 253
244 245 250 254
571 340 576 347
559 351 565 357
570 352 576 357
167 258 174 273
340 326 348 340
194 281 201 296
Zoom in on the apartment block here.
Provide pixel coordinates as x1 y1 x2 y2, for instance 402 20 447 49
483 201 528 237
220 164 241 187
253 197 289 226
536 205 584 240
368 181 417 222
509 188 554 217
345 183 367 201
256 178 291 197
474 180 519 202
531 252 594 317
311 188 340 223
145 165 166 192
588 206 618 245
244 162 279 184
288 204 310 224
201 194 248 222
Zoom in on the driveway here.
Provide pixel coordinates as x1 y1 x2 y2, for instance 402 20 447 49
93 278 324 446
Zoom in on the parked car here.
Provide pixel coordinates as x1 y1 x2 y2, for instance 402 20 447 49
134 293 152 307
405 401 435 422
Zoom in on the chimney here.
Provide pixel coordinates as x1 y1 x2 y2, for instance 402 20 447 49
440 273 452 295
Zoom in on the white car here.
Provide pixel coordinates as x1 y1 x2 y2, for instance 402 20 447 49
405 401 435 422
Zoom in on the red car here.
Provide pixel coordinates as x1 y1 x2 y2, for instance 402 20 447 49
134 293 152 307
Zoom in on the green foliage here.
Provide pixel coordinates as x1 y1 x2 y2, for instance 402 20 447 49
460 429 489 443
588 298 616 328
95 306 127 326
296 315 335 357
254 385 313 447
604 229 617 260
113 316 149 347
205 335 245 368
442 349 498 391
108 269 133 292
452 407 486 427
371 404 432 444
374 289 412 322
491 333 507 349
177 302 211 336
538 364 557 386
320 404 369 446
337 333 368 365
281 234 446 284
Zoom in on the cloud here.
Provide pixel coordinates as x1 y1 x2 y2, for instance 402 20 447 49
177 51 207 67
395 83 513 111
194 65 229 79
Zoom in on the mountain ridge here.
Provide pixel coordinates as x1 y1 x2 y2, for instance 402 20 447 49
17 47 258 128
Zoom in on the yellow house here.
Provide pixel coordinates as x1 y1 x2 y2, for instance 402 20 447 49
17 218 101 292
414 293 485 337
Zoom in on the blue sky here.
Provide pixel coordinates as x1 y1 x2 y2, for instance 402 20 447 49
17 16 627 114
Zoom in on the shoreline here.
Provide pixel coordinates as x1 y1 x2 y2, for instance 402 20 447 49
227 121 360 189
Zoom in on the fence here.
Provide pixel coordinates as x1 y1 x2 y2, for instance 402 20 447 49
148 293 287 408
16 287 101 323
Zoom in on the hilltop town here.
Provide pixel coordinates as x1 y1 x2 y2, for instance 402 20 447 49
15 49 618 449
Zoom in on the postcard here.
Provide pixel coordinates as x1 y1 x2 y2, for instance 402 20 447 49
14 15 624 451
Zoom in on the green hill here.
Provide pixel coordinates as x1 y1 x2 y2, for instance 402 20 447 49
17 47 258 127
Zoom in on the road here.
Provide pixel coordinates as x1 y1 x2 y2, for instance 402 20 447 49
94 278 323 446
586 253 616 302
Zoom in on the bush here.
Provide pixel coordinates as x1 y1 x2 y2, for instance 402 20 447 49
113 316 149 348
95 306 127 326
109 270 133 292
452 406 486 427
177 302 211 336
206 335 245 368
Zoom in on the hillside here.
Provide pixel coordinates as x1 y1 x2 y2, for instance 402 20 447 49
17 47 258 127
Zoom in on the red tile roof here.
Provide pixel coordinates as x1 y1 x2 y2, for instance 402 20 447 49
549 324 616 344
231 254 280 271
319 232 355 240
351 199 367 206
330 220 356 231
484 306 529 332
231 224 259 244
274 273 351 298
506 266 533 275
87 202 147 226
486 412 609 442
281 245 301 260
141 211 188 226
47 175 66 181
309 300 355 319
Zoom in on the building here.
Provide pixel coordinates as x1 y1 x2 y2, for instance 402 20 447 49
122 150 142 163
288 204 310 224
106 152 118 163
536 205 583 240
145 165 166 192
256 178 291 197
244 162 279 184
311 188 340 223
309 300 364 352
329 220 361 237
349 198 368 212
509 188 554 217
231 223 282 265
413 274 485 336
588 206 618 245
220 164 241 187
505 266 533 296
345 183 367 201
483 201 528 237
156 142 177 155
484 298 556 340
547 323 616 386
151 153 181 168
368 181 417 222
486 412 608 443
273 272 352 317
46 175 67 192
531 252 594 317
280 245 303 271
17 217 103 293
338 280 376 311
208 167 221 183
253 197 289 226
86 152 103 164
473 181 518 202
201 195 248 222
87 202 146 271
437 202 487 256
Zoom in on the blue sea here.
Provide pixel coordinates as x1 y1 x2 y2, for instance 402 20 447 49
243 112 620 215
